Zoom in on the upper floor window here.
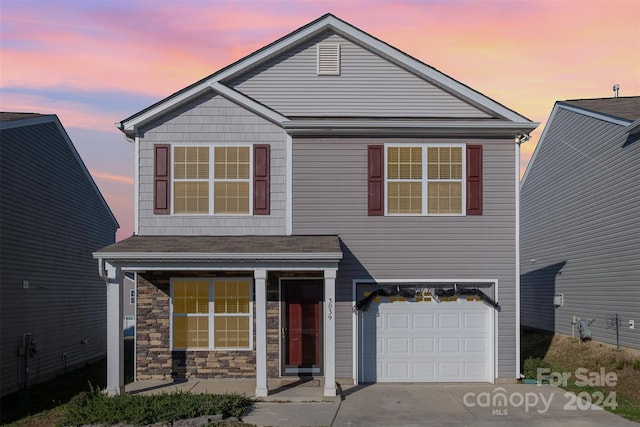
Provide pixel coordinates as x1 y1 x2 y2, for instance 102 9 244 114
172 146 251 215
385 144 464 216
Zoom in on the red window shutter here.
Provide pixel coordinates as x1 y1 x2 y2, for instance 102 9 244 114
466 144 483 215
368 145 384 216
154 144 171 215
253 144 270 215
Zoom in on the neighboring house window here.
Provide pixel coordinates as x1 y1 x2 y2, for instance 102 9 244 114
171 278 253 350
172 146 251 215
130 289 136 305
385 144 465 215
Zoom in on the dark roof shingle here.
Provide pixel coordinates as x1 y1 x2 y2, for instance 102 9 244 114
562 97 640 121
97 235 342 255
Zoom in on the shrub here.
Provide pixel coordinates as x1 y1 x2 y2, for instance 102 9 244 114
60 386 254 426
523 357 550 380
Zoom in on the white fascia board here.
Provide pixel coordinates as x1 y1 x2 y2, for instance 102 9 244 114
209 82 288 125
283 120 539 136
92 251 343 261
121 84 212 132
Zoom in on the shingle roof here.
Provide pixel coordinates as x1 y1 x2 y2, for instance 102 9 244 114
562 97 640 121
96 235 342 256
0 112 46 122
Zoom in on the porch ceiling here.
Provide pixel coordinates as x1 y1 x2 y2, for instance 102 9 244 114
93 235 343 270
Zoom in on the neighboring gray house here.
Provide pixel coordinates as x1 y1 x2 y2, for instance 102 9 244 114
93 14 538 396
520 96 640 350
0 113 119 396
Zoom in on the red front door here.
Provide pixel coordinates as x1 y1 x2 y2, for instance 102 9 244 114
284 280 322 374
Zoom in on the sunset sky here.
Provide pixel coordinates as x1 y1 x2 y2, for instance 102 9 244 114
1 0 639 240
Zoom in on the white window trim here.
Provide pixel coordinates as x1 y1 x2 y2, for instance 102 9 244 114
170 143 253 216
384 142 466 217
170 277 254 351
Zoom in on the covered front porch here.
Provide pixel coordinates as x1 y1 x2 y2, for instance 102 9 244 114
93 235 343 398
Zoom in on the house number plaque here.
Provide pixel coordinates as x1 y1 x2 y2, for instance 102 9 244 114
328 298 333 321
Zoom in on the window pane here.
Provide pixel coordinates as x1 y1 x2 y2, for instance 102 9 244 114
214 316 250 348
214 182 250 214
215 280 251 313
174 316 209 348
215 147 250 179
174 182 209 214
428 182 462 214
174 280 209 314
174 147 209 179
387 182 422 214
428 147 462 180
387 147 421 180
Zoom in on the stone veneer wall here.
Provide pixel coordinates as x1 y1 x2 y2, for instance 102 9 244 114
136 271 319 380
137 273 258 380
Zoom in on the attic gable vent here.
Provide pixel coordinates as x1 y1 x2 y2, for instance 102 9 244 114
317 43 340 75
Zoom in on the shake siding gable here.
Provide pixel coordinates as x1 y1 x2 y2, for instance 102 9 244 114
228 32 492 119
137 93 286 235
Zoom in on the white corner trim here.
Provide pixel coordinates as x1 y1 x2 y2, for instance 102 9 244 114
286 134 293 236
134 136 139 235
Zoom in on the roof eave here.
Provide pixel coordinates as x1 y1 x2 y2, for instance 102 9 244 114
283 120 539 137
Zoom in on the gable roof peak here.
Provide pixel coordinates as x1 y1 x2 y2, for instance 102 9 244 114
119 14 537 136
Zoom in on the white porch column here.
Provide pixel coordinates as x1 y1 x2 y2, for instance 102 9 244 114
105 263 124 395
254 269 268 397
323 268 337 397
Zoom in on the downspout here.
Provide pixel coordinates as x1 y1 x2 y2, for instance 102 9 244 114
515 132 530 379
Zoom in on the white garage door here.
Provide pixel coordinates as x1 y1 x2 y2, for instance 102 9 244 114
359 297 493 382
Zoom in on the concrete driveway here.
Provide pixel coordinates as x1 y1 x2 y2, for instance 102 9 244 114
244 383 638 427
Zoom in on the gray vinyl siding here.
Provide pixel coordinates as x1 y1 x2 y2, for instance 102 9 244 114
520 107 640 350
0 119 117 396
229 32 491 119
292 137 517 379
138 93 287 235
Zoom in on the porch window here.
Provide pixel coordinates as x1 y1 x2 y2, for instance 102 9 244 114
172 146 251 215
171 278 253 350
385 144 464 215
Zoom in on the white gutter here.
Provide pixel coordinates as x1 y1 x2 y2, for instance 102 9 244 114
282 120 539 135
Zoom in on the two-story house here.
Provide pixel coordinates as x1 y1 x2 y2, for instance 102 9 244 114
1 113 118 396
94 14 538 397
